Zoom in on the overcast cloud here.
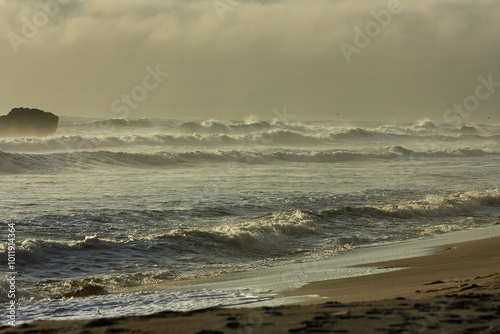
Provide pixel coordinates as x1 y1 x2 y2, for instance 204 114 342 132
1 0 499 122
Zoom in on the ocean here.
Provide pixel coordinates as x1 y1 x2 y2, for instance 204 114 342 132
1 117 500 324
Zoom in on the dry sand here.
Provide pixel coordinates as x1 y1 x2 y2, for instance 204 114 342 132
2 236 499 334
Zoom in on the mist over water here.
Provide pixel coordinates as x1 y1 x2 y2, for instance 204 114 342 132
1 117 500 322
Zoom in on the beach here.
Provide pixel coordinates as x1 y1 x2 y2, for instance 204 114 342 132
2 118 500 329
2 232 499 333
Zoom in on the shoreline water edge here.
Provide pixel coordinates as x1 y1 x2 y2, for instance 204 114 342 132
1 226 499 332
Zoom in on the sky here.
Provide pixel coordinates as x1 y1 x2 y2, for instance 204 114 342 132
1 0 499 122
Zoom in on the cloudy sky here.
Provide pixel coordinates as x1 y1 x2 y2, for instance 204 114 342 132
1 0 499 122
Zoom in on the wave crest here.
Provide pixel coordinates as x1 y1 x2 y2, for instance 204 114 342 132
2 145 499 173
324 189 500 219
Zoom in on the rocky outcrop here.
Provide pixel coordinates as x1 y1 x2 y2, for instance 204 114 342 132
0 108 58 137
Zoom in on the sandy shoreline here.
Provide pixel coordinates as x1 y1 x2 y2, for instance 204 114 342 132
285 234 500 304
2 234 499 333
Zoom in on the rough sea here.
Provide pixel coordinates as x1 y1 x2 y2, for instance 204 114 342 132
1 117 499 323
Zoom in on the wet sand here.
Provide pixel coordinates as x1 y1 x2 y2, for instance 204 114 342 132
2 236 499 333
285 234 500 303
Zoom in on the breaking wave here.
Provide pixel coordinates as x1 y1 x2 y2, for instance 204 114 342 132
2 118 500 153
323 189 500 219
2 188 498 268
0 210 322 267
1 145 499 173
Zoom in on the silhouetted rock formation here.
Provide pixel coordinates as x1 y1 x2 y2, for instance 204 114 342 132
0 108 58 137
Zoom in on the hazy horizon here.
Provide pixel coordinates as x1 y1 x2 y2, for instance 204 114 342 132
2 0 499 123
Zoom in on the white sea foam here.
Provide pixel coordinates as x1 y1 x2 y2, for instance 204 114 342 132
9 289 274 325
2 118 500 153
